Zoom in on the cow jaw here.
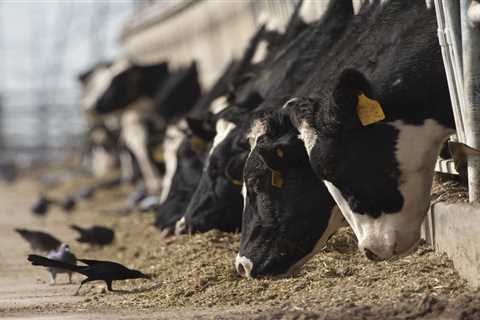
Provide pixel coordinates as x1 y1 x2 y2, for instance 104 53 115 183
294 117 452 260
320 119 453 260
286 206 345 275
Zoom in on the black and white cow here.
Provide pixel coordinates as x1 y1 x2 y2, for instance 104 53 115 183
235 0 357 277
280 0 454 261
80 58 170 193
236 109 345 278
154 62 239 233
174 0 318 235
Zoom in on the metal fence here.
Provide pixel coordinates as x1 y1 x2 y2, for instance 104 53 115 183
0 90 85 167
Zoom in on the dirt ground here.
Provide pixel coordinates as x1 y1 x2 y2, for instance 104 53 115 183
1 169 480 319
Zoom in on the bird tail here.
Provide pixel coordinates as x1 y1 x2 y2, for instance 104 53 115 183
28 254 82 273
15 228 29 238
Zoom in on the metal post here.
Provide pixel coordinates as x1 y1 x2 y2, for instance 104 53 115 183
435 0 466 142
461 0 480 201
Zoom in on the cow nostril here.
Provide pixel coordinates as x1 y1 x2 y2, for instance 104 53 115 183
235 255 253 278
237 263 246 277
364 248 381 261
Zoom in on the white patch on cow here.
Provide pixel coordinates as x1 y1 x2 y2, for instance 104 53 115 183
299 0 328 23
121 97 161 194
119 150 134 182
80 59 130 112
257 11 285 33
159 119 187 204
252 40 269 64
246 119 267 151
241 183 247 213
282 97 299 109
323 119 454 260
286 206 346 274
209 119 236 156
175 216 187 236
235 254 253 278
209 96 229 114
91 147 117 178
297 120 317 156
392 78 402 86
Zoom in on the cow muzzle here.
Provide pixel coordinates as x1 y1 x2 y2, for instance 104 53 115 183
235 254 253 278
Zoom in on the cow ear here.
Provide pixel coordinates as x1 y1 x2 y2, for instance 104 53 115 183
333 69 373 111
282 97 316 131
225 153 248 186
186 116 216 142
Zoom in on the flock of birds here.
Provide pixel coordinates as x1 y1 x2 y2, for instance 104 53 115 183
16 194 150 295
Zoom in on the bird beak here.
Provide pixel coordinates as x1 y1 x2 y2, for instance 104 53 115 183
142 273 152 280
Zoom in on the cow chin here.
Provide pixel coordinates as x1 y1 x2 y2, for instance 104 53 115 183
323 180 424 261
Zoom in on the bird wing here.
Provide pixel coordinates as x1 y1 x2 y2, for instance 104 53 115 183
78 258 106 266
28 254 85 273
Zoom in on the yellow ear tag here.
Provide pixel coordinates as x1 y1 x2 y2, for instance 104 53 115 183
153 145 164 162
271 170 283 188
276 148 284 158
356 93 385 126
232 179 243 186
191 136 208 153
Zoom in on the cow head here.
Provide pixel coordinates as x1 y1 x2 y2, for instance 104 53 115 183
154 132 210 234
80 59 169 114
235 111 343 278
284 69 454 261
176 92 263 234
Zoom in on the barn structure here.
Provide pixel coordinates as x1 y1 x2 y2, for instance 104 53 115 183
119 0 480 286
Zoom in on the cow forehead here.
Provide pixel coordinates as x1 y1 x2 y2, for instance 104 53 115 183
209 96 229 114
247 119 267 151
209 119 236 156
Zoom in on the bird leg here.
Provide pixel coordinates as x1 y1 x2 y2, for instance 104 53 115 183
73 279 88 296
68 272 72 284
49 272 56 285
106 280 113 292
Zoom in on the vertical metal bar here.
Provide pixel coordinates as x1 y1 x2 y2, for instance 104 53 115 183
461 0 480 201
435 0 466 142
443 0 467 142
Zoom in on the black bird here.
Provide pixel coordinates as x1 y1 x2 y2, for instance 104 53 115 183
70 225 115 246
62 196 76 212
31 195 50 216
28 255 150 294
15 229 62 252
77 186 95 200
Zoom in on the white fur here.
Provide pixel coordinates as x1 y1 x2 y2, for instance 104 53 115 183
209 96 229 114
323 119 454 260
175 216 187 236
91 147 117 178
298 120 317 156
121 97 161 194
209 119 236 156
246 119 267 151
159 120 187 204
